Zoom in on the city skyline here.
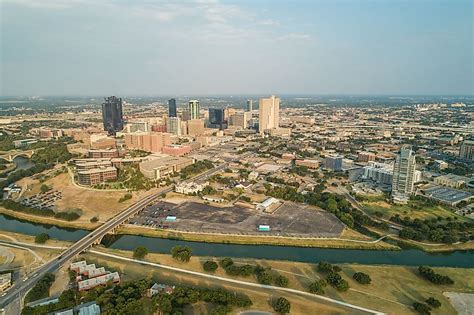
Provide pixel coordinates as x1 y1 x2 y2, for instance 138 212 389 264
1 0 472 96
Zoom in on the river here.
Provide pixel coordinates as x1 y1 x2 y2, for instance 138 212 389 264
0 214 472 268
12 156 35 171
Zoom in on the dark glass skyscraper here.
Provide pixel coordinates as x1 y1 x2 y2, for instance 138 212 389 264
168 98 177 117
102 96 123 135
208 108 225 129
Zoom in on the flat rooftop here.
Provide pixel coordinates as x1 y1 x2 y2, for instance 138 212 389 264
424 186 472 203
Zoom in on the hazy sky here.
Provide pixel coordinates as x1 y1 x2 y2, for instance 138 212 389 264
1 0 472 96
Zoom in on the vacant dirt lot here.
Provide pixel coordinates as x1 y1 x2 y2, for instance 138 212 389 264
130 200 344 237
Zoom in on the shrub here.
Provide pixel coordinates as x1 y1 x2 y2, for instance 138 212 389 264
426 297 441 308
274 275 289 287
203 261 218 272
353 272 371 284
327 271 349 292
133 246 149 259
90 216 99 223
118 193 132 203
35 233 50 244
413 302 431 315
219 257 234 268
308 279 327 294
273 297 291 314
171 246 192 262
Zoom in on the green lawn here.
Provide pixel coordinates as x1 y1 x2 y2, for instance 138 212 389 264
362 200 468 222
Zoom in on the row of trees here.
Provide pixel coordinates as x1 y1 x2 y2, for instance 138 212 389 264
393 214 473 244
418 266 454 285
0 199 81 221
216 257 289 287
413 297 442 315
21 289 76 315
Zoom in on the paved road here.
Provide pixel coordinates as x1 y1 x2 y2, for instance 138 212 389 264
0 162 228 309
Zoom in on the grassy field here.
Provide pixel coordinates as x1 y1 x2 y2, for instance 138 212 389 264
10 172 168 228
362 200 467 221
87 247 474 315
84 250 363 315
118 225 399 250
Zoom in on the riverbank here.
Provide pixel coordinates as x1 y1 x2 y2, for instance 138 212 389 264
117 225 399 250
2 207 473 253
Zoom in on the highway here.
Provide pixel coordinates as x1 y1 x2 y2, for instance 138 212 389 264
0 161 228 309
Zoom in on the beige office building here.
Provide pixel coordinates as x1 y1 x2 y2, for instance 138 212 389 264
259 95 280 134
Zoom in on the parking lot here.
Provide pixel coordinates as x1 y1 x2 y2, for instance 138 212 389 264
20 190 63 210
129 200 344 238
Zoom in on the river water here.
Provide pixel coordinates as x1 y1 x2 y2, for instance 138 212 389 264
0 214 472 268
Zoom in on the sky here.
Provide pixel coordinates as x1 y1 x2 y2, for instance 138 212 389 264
0 0 472 96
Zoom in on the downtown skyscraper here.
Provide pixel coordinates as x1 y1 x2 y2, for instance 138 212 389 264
102 96 123 135
168 98 177 117
258 95 280 134
392 145 416 201
188 100 200 120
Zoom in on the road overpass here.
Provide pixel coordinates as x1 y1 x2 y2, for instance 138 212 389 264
0 161 229 309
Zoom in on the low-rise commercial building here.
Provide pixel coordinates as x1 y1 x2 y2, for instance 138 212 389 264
139 156 194 180
295 159 320 169
175 181 208 195
423 186 472 206
88 149 119 159
77 167 117 186
434 174 470 189
162 144 192 156
78 272 120 291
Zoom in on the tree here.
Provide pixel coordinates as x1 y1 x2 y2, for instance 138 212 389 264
413 302 431 315
353 272 371 284
317 261 335 273
171 246 192 262
219 257 234 268
40 184 51 193
203 261 218 272
35 233 50 244
327 272 349 292
308 279 327 295
256 270 272 285
133 246 148 259
90 216 99 223
273 297 291 314
274 275 289 287
426 297 441 308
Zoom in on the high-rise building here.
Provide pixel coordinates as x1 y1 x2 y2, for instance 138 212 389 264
229 112 252 129
168 98 177 117
392 146 417 198
247 99 253 112
459 140 474 161
181 109 190 122
187 119 205 136
258 95 280 134
324 155 343 171
208 108 225 129
188 100 200 120
102 96 124 135
166 117 181 136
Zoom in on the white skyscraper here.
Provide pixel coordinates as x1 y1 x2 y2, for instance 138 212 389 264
258 95 280 134
188 100 200 120
391 145 416 202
